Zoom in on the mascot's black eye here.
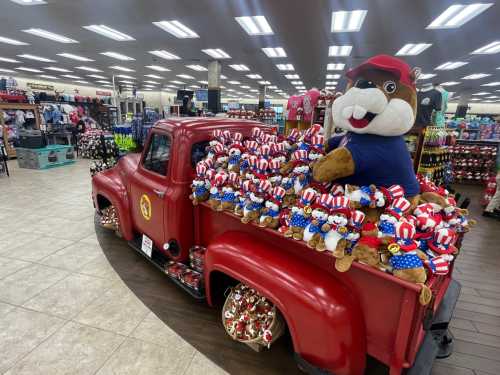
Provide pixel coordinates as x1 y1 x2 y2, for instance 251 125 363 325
383 81 397 94
354 79 376 89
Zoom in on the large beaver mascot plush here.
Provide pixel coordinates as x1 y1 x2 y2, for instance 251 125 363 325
313 55 420 205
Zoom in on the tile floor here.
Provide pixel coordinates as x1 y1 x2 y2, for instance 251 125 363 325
0 159 499 375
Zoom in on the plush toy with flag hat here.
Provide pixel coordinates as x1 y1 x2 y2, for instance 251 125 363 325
427 227 458 256
389 253 432 305
380 184 405 205
242 179 270 224
309 134 325 163
208 171 228 211
190 162 211 205
346 209 366 249
393 220 418 252
285 188 317 240
424 254 454 276
377 197 411 243
325 196 352 257
304 193 334 251
220 172 240 212
228 144 245 172
259 186 286 229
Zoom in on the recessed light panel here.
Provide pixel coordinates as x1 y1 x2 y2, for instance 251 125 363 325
83 25 135 41
101 52 135 61
119 80 134 84
170 80 185 85
276 64 294 71
291 81 303 85
258 80 271 85
144 74 164 79
38 74 58 79
435 61 468 70
472 92 490 95
57 53 94 62
0 57 20 63
296 85 306 90
427 3 493 29
202 49 231 59
396 43 432 56
0 36 28 45
10 0 46 5
235 16 273 35
45 66 73 72
262 47 286 58
109 66 135 72
331 10 367 32
229 64 250 71
74 80 89 84
149 50 180 60
285 74 300 79
482 82 500 86
328 45 353 56
16 67 43 73
228 80 241 84
327 63 345 70
75 66 102 72
462 73 491 79
115 74 135 79
144 80 159 84
326 74 341 79
145 65 170 72
186 64 207 71
153 20 199 38
325 81 338 85
418 73 437 80
246 74 262 79
471 41 500 55
0 68 15 73
87 74 107 79
61 74 82 79
22 28 78 43
177 74 194 79
97 80 112 84
198 80 208 84
17 54 55 62
440 81 460 86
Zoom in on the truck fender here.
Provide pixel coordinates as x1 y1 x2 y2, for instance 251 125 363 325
92 171 133 240
205 231 366 375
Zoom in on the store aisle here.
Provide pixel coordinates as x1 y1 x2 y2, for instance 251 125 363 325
0 160 498 375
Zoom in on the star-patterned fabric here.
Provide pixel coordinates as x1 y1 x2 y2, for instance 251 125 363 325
390 254 423 270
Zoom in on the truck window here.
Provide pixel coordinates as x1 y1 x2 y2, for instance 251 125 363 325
143 133 171 176
191 141 210 168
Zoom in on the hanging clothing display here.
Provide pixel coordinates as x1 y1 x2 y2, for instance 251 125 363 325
415 86 442 126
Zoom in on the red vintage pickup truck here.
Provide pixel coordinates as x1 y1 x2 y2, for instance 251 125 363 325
92 117 460 375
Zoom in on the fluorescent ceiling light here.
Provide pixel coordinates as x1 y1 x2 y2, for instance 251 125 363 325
328 45 353 56
285 74 300 79
202 49 231 59
470 98 481 101
482 82 500 86
144 80 159 84
226 89 235 92
276 64 294 71
87 74 107 79
188 85 199 88
146 65 170 72
240 85 250 89
153 20 199 38
249 89 258 92
22 28 78 43
115 74 135 79
246 74 262 79
149 50 180 60
170 80 185 85
220 75 227 79
143 85 156 88
144 74 164 79
435 61 468 70
396 43 432 56
166 85 178 88
262 47 286 58
327 63 345 70
418 73 437 80
101 51 135 61
326 74 341 79
471 41 500 55
16 67 43 73
10 0 46 5
486 95 500 99
462 73 491 79
0 68 15 73
325 86 336 90
228 80 241 84
186 64 207 71
258 80 271 85
141 88 153 91
0 57 20 63
440 81 460 86
268 85 278 89
296 86 306 90
83 25 134 41
472 92 490 95
291 81 303 85
17 54 55 62
97 80 112 84
331 10 367 32
235 16 273 36
325 81 338 85
75 66 102 72
61 74 82 79
44 66 72 73
177 74 194 79
427 3 493 29
229 64 250 71
198 80 208 84
119 80 134 84
57 53 94 62
38 74 58 79
0 36 28 45
109 65 135 72
74 80 89 84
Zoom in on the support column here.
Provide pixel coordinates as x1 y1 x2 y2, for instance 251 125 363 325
258 84 266 110
208 61 222 114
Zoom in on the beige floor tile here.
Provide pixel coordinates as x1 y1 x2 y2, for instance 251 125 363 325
183 352 229 375
0 307 65 373
6 237 73 262
0 232 43 254
0 264 69 305
38 241 103 272
74 282 149 335
76 254 123 280
4 321 124 375
0 257 32 280
96 337 195 375
0 301 15 316
23 273 113 319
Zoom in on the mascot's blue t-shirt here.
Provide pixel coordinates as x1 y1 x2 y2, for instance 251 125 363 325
327 132 419 196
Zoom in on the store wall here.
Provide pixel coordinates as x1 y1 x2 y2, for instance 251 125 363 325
447 102 500 116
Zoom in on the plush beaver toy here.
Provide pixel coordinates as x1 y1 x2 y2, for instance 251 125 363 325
313 55 420 204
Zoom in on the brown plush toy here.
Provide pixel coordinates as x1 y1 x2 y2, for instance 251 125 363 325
312 55 421 202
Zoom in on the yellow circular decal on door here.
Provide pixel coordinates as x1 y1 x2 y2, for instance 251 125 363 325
140 194 152 221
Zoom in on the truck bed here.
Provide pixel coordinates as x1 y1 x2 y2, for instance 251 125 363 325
194 202 454 371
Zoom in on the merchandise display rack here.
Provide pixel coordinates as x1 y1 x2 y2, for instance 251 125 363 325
416 127 453 186
0 103 41 158
450 139 499 184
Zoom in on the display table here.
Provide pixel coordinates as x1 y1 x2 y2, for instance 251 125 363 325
16 145 75 170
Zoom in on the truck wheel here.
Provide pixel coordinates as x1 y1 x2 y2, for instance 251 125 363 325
94 211 122 238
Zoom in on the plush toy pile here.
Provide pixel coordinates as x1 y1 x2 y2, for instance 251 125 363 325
191 127 474 305
99 205 120 231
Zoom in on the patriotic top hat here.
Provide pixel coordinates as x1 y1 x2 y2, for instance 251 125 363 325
312 193 334 211
304 124 322 141
394 221 418 251
222 130 231 141
251 127 263 140
291 149 309 162
269 158 282 174
228 171 240 187
413 203 434 217
256 179 272 195
390 253 423 272
259 144 271 158
424 254 453 276
380 184 405 204
287 128 301 142
245 140 259 153
349 210 366 230
212 129 224 142
255 158 269 177
212 143 225 155
427 228 457 255
241 179 254 194
414 214 437 239
331 196 351 218
385 197 411 220
195 162 207 178
205 168 216 181
268 186 286 205
330 184 345 197
232 132 243 143
310 134 325 150
298 188 318 209
404 214 418 228
213 171 228 187
248 155 258 170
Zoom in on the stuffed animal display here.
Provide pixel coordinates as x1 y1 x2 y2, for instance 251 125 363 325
191 120 471 306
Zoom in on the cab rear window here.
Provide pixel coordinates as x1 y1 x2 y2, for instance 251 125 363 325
143 133 171 175
191 141 209 168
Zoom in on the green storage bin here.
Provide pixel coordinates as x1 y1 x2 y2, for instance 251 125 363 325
16 145 76 170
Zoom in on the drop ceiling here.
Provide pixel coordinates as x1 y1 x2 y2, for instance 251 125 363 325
0 0 499 102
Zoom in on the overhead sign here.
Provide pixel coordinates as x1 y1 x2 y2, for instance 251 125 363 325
27 83 54 91
96 90 112 96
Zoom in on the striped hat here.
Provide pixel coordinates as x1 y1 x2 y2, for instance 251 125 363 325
269 158 282 172
349 210 366 230
232 132 243 142
195 162 207 177
299 188 318 207
425 254 453 276
386 197 411 220
331 196 351 217
241 179 254 193
251 127 263 140
394 221 418 251
380 184 405 204
288 128 301 142
312 193 334 211
213 171 228 186
427 228 457 255
330 184 345 197
414 203 435 217
245 140 259 153
228 171 240 186
269 186 286 205
291 149 309 161
257 179 272 194
259 144 271 157
255 158 269 175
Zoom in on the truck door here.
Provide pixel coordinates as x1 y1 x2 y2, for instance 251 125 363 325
130 130 171 250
